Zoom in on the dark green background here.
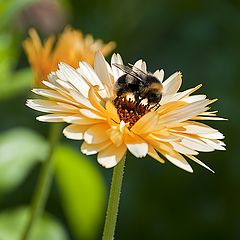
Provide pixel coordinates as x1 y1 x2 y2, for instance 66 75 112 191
1 0 239 239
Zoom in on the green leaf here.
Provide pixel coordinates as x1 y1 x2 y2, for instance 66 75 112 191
0 32 32 100
54 145 106 240
0 67 32 100
0 32 17 65
0 128 49 195
0 206 69 240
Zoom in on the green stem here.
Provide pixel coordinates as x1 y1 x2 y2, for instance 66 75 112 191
102 154 126 240
21 123 62 240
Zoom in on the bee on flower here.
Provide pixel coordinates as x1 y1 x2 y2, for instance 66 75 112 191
23 27 116 87
26 52 226 172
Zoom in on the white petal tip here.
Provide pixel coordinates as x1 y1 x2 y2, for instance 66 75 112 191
97 157 117 168
63 128 84 140
36 116 46 122
127 143 148 158
84 134 93 144
81 149 97 155
165 154 193 173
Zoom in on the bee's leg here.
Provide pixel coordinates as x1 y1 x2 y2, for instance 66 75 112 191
149 103 161 110
155 103 161 111
114 88 125 106
146 101 151 109
114 97 119 106
149 103 157 110
134 92 140 104
134 93 141 111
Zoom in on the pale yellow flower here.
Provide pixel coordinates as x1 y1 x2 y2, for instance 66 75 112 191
26 52 226 172
23 27 116 87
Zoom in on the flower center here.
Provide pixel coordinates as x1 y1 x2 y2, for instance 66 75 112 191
114 97 150 128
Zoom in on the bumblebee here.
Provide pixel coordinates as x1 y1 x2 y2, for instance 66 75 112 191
113 63 163 108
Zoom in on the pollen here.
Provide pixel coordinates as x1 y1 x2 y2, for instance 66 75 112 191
114 97 150 128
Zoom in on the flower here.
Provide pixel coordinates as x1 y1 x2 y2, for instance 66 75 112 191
23 27 116 87
26 52 226 172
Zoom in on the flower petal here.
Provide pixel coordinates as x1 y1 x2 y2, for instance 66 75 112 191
36 113 70 122
81 140 112 155
97 144 127 168
32 89 76 105
79 109 106 119
131 111 159 135
180 136 215 152
200 111 218 116
150 140 193 172
111 53 124 81
94 51 114 98
67 116 104 125
160 84 202 105
164 152 193 173
200 138 226 150
162 71 182 95
192 116 227 121
88 87 107 113
124 132 148 158
181 122 219 134
26 99 78 113
78 61 104 89
158 99 210 126
84 123 110 144
63 124 90 140
150 132 180 142
107 128 123 146
105 101 120 124
57 63 90 98
170 141 199 155
134 59 147 73
148 145 165 163
199 132 225 139
153 69 164 82
186 155 214 173
183 95 206 103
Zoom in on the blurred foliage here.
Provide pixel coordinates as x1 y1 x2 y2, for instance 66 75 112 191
0 207 68 240
0 128 48 195
0 0 35 31
0 66 32 100
0 0 239 239
54 145 106 240
0 0 33 100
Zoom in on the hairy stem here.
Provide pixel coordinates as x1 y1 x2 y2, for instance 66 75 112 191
102 154 126 240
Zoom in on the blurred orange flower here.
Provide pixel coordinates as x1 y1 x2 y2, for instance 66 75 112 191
23 27 116 87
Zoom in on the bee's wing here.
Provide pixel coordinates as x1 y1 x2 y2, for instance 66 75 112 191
112 63 144 82
128 63 148 76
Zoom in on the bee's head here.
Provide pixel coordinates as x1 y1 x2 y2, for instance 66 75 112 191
146 90 162 104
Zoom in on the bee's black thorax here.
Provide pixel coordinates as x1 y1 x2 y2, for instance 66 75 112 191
113 64 163 106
